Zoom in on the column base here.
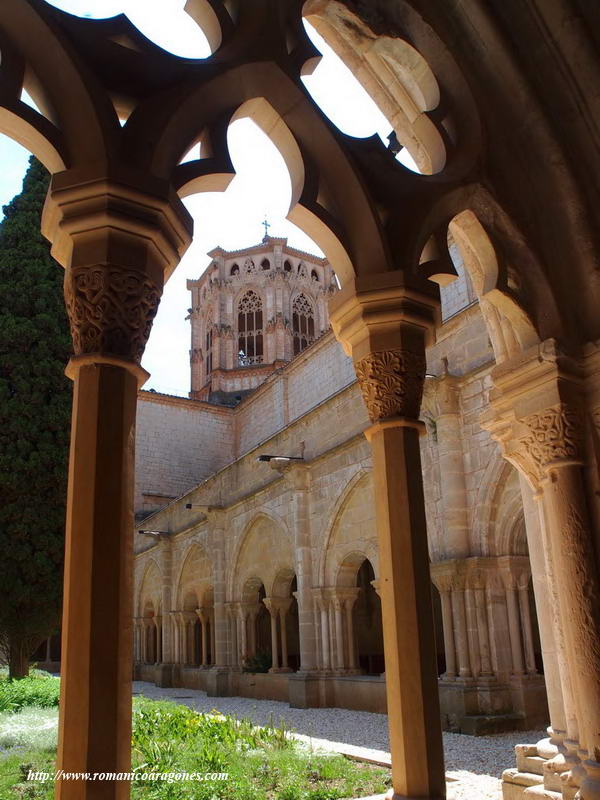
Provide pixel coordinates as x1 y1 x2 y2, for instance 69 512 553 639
205 667 232 697
269 667 293 673
288 671 321 708
154 663 175 688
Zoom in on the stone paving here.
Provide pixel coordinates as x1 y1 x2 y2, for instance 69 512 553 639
133 681 545 799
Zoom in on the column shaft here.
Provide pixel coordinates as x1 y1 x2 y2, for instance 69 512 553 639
369 423 445 799
56 363 137 800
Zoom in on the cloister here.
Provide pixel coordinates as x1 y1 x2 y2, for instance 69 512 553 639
1 2 600 800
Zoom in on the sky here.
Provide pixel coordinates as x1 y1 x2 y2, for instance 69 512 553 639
0 0 413 396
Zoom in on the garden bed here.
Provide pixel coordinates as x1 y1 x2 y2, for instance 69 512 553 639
0 673 390 799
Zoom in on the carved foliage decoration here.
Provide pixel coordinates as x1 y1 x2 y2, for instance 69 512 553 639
520 404 583 471
65 266 161 362
354 348 426 422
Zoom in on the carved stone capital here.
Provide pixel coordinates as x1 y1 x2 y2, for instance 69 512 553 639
519 403 584 472
354 348 426 422
65 265 162 363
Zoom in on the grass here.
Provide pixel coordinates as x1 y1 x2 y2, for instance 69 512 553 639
0 680 390 800
0 671 60 713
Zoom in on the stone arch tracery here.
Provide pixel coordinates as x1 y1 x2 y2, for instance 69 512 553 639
237 289 263 365
291 293 315 355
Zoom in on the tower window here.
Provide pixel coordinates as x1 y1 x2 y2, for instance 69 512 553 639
292 294 315 356
205 318 213 376
284 259 292 272
231 263 239 276
261 258 270 270
237 291 263 365
311 269 319 282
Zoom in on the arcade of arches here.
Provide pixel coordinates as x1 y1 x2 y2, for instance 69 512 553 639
134 248 547 740
2 2 600 800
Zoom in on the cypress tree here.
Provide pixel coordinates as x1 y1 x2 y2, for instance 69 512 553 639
0 156 71 678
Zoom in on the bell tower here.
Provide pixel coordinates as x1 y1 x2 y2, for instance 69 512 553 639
187 236 337 405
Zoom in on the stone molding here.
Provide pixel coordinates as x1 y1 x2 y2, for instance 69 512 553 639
355 348 426 422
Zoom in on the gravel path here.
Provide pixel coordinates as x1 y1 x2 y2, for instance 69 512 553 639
133 681 545 799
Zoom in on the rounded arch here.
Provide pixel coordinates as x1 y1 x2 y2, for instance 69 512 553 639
319 470 378 586
175 542 214 610
229 511 294 601
473 456 524 557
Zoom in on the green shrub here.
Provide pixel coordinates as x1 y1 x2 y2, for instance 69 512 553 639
242 650 272 674
0 674 60 712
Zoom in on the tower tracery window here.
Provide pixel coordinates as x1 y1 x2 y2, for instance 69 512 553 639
237 290 263 365
205 315 213 377
292 293 315 355
244 258 256 273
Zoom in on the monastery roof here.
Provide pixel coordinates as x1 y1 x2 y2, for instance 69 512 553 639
206 236 328 265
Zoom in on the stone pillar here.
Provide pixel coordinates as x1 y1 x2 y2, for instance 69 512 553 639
432 574 456 679
484 340 600 798
154 617 162 664
314 590 331 671
158 537 173 666
45 173 191 800
501 567 525 676
433 372 470 558
332 594 345 671
515 570 536 675
197 608 209 667
450 574 471 678
226 603 238 667
343 588 360 671
274 465 317 672
263 598 280 671
279 598 293 671
329 277 444 800
207 510 228 668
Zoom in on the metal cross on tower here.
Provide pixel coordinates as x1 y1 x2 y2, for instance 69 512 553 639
262 215 271 240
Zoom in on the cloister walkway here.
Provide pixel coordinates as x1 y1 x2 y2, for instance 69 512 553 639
133 681 544 800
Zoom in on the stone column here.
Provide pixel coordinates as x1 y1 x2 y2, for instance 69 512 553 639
343 588 360 671
238 604 249 666
196 608 209 667
210 611 216 666
226 603 238 667
484 340 600 798
332 594 346 671
314 590 331 671
469 572 492 677
274 465 317 672
501 567 525 676
433 371 470 558
432 573 456 679
154 617 162 664
450 574 471 678
207 510 228 668
515 569 536 676
329 277 444 800
158 536 173 668
279 598 293 671
263 598 280 671
45 174 191 800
